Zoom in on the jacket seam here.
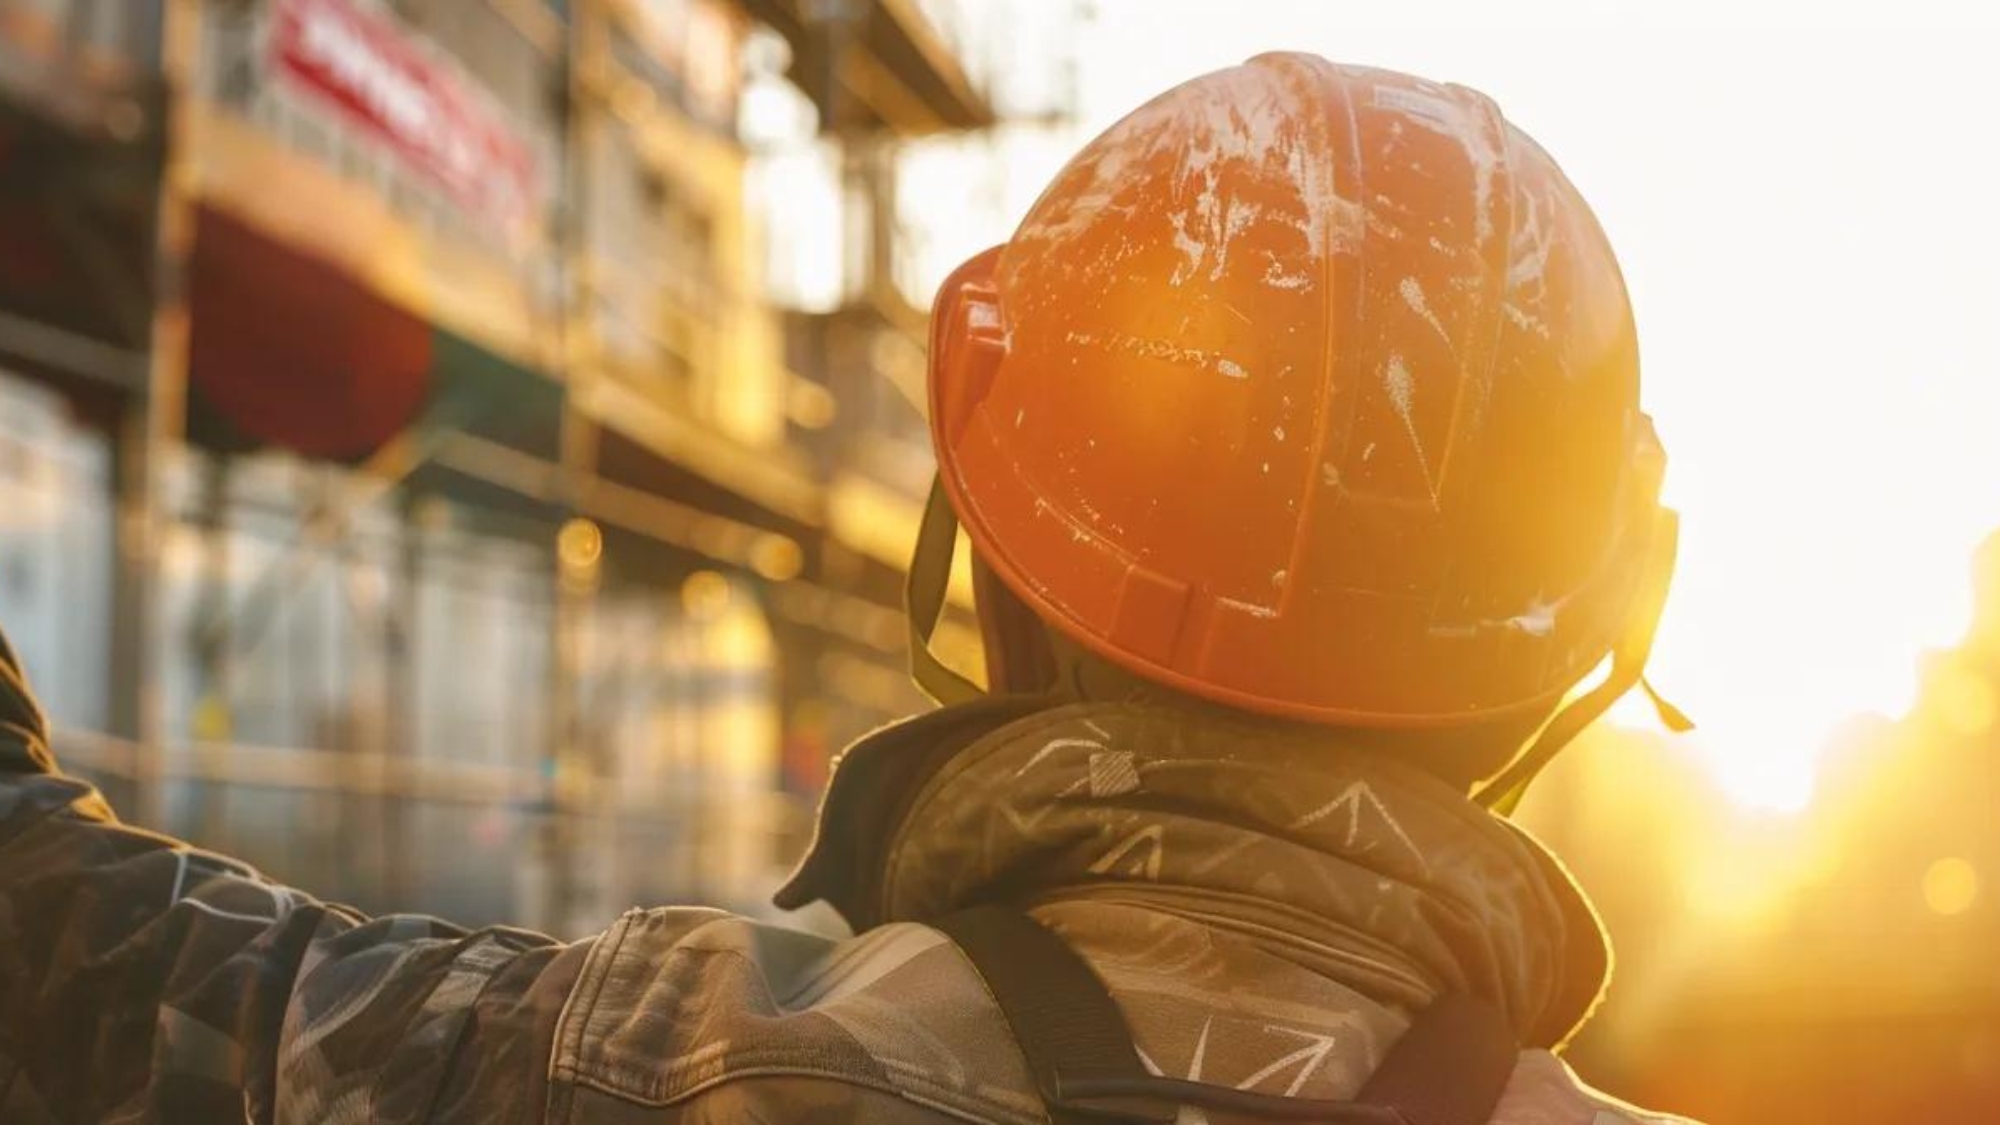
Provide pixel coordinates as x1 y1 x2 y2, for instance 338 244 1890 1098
562 1064 1043 1125
546 910 635 1121
550 936 1045 1124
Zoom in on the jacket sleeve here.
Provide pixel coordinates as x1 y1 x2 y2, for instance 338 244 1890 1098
0 631 593 1125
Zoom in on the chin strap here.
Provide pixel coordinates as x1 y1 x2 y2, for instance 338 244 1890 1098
907 476 986 706
1640 674 1695 734
1474 508 1688 816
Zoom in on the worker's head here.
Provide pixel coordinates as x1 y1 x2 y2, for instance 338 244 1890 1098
909 53 1676 798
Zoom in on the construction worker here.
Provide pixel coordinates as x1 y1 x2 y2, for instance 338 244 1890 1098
0 53 1698 1124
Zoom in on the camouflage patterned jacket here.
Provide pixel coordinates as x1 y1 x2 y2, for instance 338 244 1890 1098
0 630 1697 1123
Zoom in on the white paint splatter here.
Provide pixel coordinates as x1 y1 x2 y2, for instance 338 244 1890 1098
1283 115 1348 258
1211 197 1262 280
1170 209 1206 284
1008 57 1376 297
1398 277 1451 346
1372 83 1502 244
1383 353 1441 506
1273 425 1286 441
1072 328 1249 382
1009 61 1318 288
1362 205 1405 243
1500 302 1549 339
1384 353 1417 420
1506 185 1555 292
1263 253 1312 290
1506 603 1557 636
1166 172 1260 285
1222 596 1280 620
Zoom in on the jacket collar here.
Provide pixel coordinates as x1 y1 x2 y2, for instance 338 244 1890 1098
779 699 1609 1047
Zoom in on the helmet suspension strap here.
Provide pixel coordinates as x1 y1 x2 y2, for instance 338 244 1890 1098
1474 508 1686 815
906 476 986 706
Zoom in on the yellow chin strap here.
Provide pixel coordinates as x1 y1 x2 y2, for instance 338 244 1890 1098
1473 507 1690 815
906 476 985 707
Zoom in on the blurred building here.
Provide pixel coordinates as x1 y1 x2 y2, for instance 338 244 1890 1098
0 0 1074 934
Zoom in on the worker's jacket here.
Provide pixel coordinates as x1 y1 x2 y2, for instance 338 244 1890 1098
0 630 1698 1123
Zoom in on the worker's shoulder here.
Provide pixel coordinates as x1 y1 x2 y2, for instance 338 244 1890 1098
547 906 1043 1124
1495 1048 1707 1125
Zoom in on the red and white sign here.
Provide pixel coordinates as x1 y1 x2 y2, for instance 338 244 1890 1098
269 0 538 229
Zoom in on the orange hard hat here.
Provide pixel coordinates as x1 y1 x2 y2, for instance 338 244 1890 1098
915 52 1675 732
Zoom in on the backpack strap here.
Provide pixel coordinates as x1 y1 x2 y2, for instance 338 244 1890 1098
934 904 1518 1125
932 904 1177 1124
1351 992 1520 1125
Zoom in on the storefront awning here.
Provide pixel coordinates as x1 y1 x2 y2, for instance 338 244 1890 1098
188 206 433 460
187 206 563 465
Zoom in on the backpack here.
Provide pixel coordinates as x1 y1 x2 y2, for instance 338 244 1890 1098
936 905 1518 1125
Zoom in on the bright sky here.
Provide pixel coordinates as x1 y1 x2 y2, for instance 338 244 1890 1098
877 1 2000 811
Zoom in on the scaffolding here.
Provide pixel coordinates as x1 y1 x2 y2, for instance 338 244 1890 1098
0 0 1081 933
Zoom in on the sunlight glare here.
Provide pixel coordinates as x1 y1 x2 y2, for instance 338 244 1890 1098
884 3 2000 818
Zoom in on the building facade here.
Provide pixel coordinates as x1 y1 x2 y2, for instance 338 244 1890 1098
0 0 1053 934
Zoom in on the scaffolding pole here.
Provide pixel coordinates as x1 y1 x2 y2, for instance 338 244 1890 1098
543 0 596 935
115 0 200 832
